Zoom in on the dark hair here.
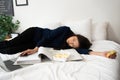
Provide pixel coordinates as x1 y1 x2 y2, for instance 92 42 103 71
75 34 92 49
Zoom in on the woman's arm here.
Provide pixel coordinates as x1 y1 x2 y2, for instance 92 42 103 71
76 48 116 59
20 47 39 56
89 51 107 57
89 51 116 59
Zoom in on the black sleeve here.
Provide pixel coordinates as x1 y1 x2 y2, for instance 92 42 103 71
36 38 46 47
75 48 92 54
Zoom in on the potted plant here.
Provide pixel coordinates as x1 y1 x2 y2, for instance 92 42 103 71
0 14 20 41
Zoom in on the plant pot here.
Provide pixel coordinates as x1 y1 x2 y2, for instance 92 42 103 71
5 35 11 39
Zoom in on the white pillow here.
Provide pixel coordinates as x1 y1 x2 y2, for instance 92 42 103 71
40 22 61 29
91 22 108 41
61 19 92 41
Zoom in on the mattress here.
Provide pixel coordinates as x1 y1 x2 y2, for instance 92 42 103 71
0 40 120 80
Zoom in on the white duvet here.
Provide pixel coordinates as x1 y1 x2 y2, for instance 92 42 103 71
0 40 120 80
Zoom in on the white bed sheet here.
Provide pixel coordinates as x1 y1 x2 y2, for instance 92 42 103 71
0 40 120 80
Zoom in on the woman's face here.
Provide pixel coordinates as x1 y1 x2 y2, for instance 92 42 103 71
66 36 79 48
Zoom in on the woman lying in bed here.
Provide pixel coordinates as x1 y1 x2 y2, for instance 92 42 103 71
0 26 116 59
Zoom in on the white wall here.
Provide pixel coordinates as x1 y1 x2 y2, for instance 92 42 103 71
13 0 120 43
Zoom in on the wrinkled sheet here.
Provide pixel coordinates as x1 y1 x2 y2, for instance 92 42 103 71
0 40 120 80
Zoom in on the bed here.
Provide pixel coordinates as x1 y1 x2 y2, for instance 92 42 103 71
0 19 120 80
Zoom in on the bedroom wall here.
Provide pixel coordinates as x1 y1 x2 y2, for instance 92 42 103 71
13 0 120 44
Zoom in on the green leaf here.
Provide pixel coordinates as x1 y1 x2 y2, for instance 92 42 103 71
0 14 20 40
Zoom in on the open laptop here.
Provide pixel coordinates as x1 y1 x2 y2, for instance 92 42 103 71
0 56 22 71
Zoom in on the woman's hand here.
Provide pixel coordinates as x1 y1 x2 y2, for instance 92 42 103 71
20 47 39 56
